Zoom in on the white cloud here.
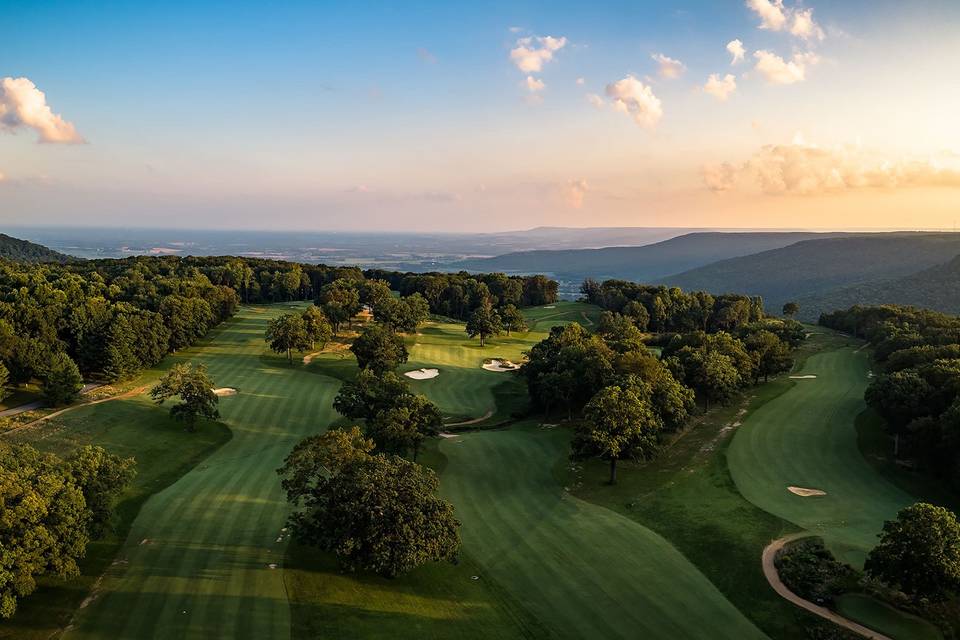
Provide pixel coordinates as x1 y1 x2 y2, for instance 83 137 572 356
586 93 606 109
703 73 737 101
726 39 746 64
561 179 589 208
651 53 686 79
509 35 567 73
525 76 546 92
790 8 825 41
753 50 819 84
745 0 787 31
703 137 960 194
576 77 585 85
0 77 83 143
509 26 524 33
745 0 825 41
605 75 663 128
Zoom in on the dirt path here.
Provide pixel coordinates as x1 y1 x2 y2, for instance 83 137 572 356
0 383 102 418
762 535 893 640
1 385 148 437
445 408 494 427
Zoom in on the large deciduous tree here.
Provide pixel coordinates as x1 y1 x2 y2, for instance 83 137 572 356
501 304 528 336
465 301 502 347
318 280 361 333
301 306 333 351
350 324 408 374
572 383 662 484
65 445 137 538
368 394 443 461
150 363 220 432
278 430 460 577
865 502 960 599
265 313 312 363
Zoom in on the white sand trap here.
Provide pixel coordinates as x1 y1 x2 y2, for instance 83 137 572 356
543 305 556 309
404 368 440 380
268 563 278 569
788 486 827 497
438 432 459 439
789 375 817 380
483 359 520 372
212 388 238 396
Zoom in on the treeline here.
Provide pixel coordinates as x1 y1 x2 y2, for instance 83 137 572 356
524 294 802 482
365 270 558 320
580 279 764 333
821 305 960 490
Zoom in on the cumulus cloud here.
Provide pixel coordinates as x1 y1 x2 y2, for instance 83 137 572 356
726 39 746 65
753 50 818 84
604 75 663 128
790 8 825 41
586 93 605 109
509 35 567 73
561 179 589 208
745 0 824 41
703 73 737 101
651 53 686 79
0 77 83 143
745 0 787 31
703 136 960 195
525 76 545 92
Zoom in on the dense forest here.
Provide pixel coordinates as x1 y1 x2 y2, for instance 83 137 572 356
821 305 960 489
0 233 76 264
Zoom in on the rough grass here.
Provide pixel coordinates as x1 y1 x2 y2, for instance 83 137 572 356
834 594 943 640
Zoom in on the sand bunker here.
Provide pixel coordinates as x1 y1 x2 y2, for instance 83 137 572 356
788 486 827 497
404 368 440 380
212 388 238 396
482 359 520 372
543 305 556 309
789 375 817 380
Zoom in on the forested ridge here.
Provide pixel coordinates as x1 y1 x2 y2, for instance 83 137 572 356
0 233 75 265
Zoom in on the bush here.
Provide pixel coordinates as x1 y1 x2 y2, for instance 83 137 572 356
776 537 855 606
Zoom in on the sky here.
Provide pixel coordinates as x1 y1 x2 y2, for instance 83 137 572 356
2 0 960 232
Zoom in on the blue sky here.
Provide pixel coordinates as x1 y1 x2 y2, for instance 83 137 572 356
2 1 960 231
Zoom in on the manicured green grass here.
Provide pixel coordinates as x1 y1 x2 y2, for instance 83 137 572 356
835 593 943 640
727 341 915 568
1 392 231 640
438 422 767 640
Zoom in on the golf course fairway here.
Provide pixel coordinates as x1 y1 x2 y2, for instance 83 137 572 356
62 305 342 639
438 424 768 640
727 340 914 566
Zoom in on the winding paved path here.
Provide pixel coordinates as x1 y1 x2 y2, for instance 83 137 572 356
762 535 893 640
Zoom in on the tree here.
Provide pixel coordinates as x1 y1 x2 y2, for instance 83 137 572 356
672 348 741 409
265 313 311 363
501 304 528 336
865 370 933 432
622 300 650 331
375 295 430 333
598 312 646 354
301 306 333 350
0 443 89 618
745 330 793 383
350 324 408 374
0 361 9 403
572 384 662 484
278 426 376 502
151 363 220 432
65 445 136 538
333 369 410 421
782 302 800 318
280 450 460 577
865 502 960 599
43 352 84 407
466 301 502 347
368 394 443 461
319 280 361 333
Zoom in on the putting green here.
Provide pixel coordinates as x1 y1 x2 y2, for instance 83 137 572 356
63 305 342 640
727 343 914 566
439 424 768 640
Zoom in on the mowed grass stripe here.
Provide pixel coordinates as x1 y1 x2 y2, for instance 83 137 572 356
65 304 340 640
727 343 914 566
439 425 768 640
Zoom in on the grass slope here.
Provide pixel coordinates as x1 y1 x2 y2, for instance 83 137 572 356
727 339 914 567
438 423 767 640
1 392 231 639
57 304 343 639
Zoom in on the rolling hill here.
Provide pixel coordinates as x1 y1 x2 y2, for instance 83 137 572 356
662 233 960 317
796 254 960 320
452 232 851 282
0 232 76 264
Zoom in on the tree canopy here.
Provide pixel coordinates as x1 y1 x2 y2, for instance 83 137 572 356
150 363 220 432
350 324 408 374
265 313 311 363
465 301 502 347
